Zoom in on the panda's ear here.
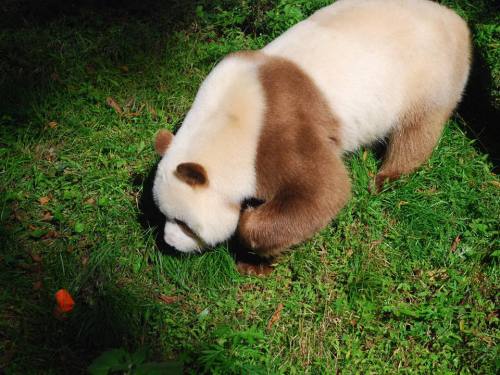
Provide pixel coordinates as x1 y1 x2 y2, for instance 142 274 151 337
155 129 174 156
175 162 208 187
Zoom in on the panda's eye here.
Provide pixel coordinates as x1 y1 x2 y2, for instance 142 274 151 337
174 219 196 238
174 219 207 249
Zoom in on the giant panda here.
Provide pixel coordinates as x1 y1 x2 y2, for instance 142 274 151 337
152 0 471 260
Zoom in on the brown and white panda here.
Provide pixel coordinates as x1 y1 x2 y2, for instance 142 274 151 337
152 0 471 258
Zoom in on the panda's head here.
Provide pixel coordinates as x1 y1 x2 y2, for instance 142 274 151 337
152 130 241 253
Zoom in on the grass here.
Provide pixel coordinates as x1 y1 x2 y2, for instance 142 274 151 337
0 0 499 373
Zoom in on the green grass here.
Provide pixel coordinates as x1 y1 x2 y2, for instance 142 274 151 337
0 0 499 373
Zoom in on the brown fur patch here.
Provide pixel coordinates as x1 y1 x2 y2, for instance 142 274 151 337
155 129 173 156
174 162 208 187
375 104 453 192
237 56 351 258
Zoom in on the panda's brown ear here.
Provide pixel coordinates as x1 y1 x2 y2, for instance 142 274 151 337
175 162 208 187
155 129 174 156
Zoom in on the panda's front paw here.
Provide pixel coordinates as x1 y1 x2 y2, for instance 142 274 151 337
237 209 261 251
237 208 286 258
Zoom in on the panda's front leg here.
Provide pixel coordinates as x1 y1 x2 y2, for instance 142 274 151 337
237 182 347 258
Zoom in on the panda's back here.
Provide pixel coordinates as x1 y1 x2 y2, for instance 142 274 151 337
262 0 471 151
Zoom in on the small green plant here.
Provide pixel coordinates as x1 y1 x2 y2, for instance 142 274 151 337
88 348 183 375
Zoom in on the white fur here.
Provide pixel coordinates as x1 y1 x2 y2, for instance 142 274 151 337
163 221 201 253
154 0 470 252
153 57 266 252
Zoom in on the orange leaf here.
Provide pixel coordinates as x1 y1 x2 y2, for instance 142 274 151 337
42 230 59 240
41 211 53 221
106 97 123 114
39 196 50 205
55 289 75 313
450 235 461 253
30 252 42 263
267 303 284 330
159 294 181 304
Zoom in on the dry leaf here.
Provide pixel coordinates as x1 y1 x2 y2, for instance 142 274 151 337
124 97 135 111
486 310 498 322
147 104 158 119
124 104 144 118
50 72 61 82
39 196 50 205
48 121 58 129
159 294 181 304
43 147 57 162
119 65 129 73
397 200 409 208
81 255 89 267
42 230 59 240
41 211 53 221
31 253 42 263
490 180 500 188
369 239 383 249
267 303 284 330
450 235 461 253
106 97 123 114
362 150 368 161
85 197 96 205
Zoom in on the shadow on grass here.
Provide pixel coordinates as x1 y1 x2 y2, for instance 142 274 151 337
0 0 200 127
0 232 160 373
1 205 239 373
458 46 500 173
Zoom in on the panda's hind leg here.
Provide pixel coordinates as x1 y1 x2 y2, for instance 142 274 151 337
375 105 453 191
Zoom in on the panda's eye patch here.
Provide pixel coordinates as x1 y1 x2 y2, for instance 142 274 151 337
241 197 265 211
174 219 196 238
